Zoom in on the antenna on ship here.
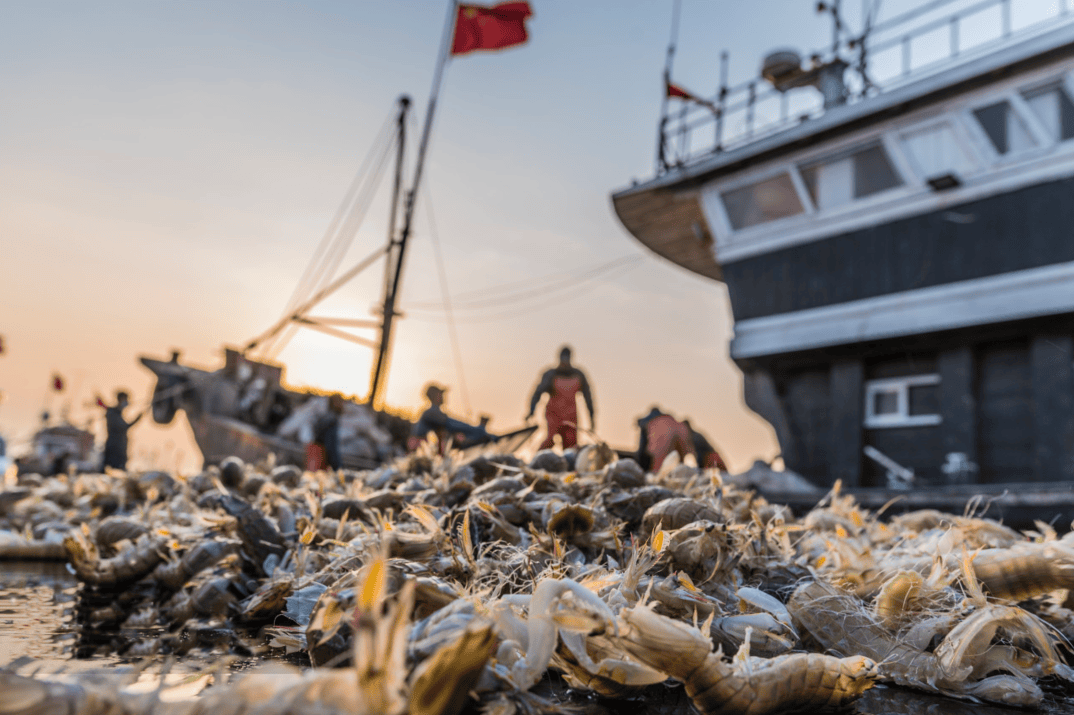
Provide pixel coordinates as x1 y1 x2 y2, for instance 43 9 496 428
656 0 683 173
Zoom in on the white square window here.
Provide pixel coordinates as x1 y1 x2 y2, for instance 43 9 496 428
1023 83 1074 142
799 143 902 211
901 123 975 180
720 173 804 230
973 100 1036 155
864 374 941 429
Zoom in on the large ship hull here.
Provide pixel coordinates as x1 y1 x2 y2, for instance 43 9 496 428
612 10 1074 524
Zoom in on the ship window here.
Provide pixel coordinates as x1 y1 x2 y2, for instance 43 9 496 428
901 124 975 179
1022 83 1074 142
973 100 1036 154
720 173 804 230
799 143 902 210
865 374 941 429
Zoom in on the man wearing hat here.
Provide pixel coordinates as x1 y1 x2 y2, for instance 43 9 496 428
408 383 492 452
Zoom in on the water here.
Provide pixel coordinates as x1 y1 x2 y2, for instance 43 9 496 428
2 561 1074 714
0 561 79 668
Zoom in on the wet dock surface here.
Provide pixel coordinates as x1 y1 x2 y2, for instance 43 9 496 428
0 561 79 668
4 560 1074 715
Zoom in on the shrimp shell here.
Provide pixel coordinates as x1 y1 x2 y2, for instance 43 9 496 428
154 540 237 591
970 541 1074 601
641 498 722 534
614 604 876 715
873 570 924 628
94 517 149 552
64 532 168 588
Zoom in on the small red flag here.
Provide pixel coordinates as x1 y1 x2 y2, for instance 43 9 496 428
666 81 696 101
451 2 533 56
666 78 717 111
52 374 64 392
96 397 106 408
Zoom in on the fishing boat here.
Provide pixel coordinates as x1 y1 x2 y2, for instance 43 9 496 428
140 96 422 471
12 421 97 477
142 6 539 470
613 0 1074 524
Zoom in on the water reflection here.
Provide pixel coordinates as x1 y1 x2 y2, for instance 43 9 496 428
0 561 77 666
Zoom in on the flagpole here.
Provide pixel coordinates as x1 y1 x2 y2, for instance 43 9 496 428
657 0 682 173
368 0 459 409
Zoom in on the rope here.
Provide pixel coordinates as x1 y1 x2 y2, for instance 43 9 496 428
270 109 396 330
405 259 641 324
421 174 473 418
405 255 643 311
258 124 398 358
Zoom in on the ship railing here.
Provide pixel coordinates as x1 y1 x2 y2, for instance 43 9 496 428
659 0 1074 174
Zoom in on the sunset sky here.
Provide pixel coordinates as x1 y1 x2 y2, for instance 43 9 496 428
1 0 1050 473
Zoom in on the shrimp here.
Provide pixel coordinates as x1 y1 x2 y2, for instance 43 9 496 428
789 580 1068 706
154 540 238 590
969 540 1074 601
611 603 877 715
64 531 168 588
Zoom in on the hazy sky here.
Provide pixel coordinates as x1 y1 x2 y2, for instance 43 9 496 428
1 0 1052 473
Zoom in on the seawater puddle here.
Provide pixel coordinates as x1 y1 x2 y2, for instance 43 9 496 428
0 561 78 666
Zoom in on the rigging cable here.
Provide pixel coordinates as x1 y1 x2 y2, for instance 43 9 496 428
270 109 396 332
258 122 400 359
421 172 472 419
403 254 643 313
403 257 641 324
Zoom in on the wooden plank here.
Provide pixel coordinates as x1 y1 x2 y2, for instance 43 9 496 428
1031 333 1074 481
829 359 864 487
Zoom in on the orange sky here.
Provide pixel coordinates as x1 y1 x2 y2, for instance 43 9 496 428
15 0 989 473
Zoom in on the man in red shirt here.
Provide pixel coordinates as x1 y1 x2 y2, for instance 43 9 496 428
526 346 595 450
636 406 694 473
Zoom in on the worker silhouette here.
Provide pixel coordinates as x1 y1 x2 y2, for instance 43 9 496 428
101 390 143 471
636 406 695 474
409 384 492 453
526 346 595 450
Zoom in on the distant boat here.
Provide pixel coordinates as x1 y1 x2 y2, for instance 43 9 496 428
140 349 411 470
14 421 97 476
613 0 1074 525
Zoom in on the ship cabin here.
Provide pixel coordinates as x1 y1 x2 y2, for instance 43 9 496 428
613 2 1074 490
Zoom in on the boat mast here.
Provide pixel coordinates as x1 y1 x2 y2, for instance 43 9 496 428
368 0 459 409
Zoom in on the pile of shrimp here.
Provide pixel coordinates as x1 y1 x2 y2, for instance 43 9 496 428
3 446 1074 715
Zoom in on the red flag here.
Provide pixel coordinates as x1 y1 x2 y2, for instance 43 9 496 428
96 397 106 408
666 81 696 101
52 374 64 392
666 78 717 111
451 2 532 56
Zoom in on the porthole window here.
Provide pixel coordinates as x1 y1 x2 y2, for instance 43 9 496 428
799 143 902 210
720 173 804 230
864 375 941 429
973 100 1036 155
